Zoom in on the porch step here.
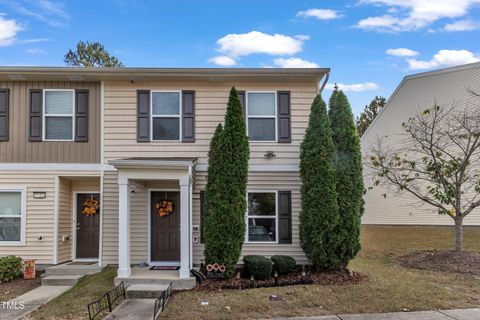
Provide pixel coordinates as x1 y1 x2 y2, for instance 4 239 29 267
41 275 84 286
45 262 103 276
126 284 169 299
115 276 196 290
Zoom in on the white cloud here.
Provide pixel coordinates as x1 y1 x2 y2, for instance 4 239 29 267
296 8 343 20
357 0 480 32
273 57 319 68
26 47 46 54
407 49 480 70
444 20 479 31
216 31 307 58
386 48 419 57
0 16 23 46
325 82 379 92
208 55 236 66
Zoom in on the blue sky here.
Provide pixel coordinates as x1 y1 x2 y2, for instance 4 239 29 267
0 0 479 115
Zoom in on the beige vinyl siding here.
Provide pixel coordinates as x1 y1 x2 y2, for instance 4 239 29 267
0 81 101 163
362 64 480 226
0 170 100 264
103 81 317 165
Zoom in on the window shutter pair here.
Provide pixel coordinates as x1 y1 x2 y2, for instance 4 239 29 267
28 89 89 142
199 190 292 244
0 89 9 141
137 90 195 142
237 90 291 143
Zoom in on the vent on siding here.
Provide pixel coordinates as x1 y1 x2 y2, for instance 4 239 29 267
8 75 25 81
67 75 85 81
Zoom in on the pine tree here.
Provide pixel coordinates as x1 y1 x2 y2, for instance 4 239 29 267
329 88 364 267
299 95 340 269
356 96 386 136
203 87 249 276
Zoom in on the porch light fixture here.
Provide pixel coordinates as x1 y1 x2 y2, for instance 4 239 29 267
264 151 276 159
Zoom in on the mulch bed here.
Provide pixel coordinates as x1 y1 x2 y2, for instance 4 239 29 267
193 268 367 292
397 250 480 276
0 271 43 302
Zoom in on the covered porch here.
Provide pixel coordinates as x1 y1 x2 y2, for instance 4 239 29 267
110 158 196 283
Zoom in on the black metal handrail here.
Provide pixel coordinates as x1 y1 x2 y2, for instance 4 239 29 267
153 282 173 319
87 281 125 320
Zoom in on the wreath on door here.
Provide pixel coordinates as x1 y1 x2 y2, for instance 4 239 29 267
155 200 174 217
82 198 100 216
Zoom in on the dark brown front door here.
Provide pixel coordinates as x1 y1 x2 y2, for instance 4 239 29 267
151 191 180 262
76 193 100 259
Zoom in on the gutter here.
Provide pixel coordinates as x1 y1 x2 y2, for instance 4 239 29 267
318 71 330 94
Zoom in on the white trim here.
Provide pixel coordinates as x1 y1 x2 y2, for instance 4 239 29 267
245 190 279 244
150 90 182 142
53 176 60 264
246 91 277 142
194 164 299 172
72 191 101 261
0 163 102 171
100 81 105 166
0 187 26 246
117 180 131 277
147 189 181 266
42 89 75 142
98 175 104 266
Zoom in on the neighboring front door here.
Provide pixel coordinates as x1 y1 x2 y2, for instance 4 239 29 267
76 193 100 259
151 191 180 263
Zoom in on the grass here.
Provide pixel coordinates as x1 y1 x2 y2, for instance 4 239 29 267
162 226 480 319
26 267 117 320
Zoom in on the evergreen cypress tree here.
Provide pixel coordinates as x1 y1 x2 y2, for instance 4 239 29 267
203 87 249 276
299 95 340 269
328 89 364 266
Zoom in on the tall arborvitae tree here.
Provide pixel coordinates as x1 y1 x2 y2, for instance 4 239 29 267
300 95 340 270
329 88 364 267
203 87 249 276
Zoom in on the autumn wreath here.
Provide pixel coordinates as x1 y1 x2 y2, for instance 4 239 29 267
82 198 100 216
155 200 174 217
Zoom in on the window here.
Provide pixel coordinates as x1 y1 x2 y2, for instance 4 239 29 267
44 90 74 141
151 91 181 140
0 191 24 244
246 92 276 141
247 192 277 242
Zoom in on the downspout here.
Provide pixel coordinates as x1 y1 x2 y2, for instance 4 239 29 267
318 71 330 94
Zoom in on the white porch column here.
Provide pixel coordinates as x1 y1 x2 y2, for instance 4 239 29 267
117 177 131 278
179 176 191 279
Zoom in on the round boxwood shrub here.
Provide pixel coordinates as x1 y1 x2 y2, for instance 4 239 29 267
0 256 23 283
243 255 272 280
271 255 296 275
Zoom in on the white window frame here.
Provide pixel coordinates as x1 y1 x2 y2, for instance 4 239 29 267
245 190 278 244
246 91 277 142
150 90 182 142
0 187 26 246
42 89 75 142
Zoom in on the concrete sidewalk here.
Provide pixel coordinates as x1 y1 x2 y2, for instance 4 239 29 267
0 285 72 320
273 308 480 320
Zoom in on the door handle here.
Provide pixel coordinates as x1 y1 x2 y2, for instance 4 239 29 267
76 227 80 231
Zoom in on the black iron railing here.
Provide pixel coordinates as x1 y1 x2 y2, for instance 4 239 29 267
87 281 125 320
153 282 173 319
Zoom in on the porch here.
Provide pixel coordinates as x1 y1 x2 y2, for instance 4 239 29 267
109 158 197 287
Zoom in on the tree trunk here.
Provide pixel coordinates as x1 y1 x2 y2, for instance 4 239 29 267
454 217 464 253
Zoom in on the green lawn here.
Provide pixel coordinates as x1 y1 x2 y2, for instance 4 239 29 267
24 226 480 319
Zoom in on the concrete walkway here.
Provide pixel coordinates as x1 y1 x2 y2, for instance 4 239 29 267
0 285 72 320
273 308 480 320
103 299 157 320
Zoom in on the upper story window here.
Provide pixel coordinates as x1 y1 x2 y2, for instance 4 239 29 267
151 91 181 141
0 190 24 244
44 90 74 141
246 92 277 142
246 191 277 243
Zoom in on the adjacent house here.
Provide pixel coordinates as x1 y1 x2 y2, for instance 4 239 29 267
0 67 329 285
361 62 480 226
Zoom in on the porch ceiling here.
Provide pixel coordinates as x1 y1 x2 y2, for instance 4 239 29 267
109 157 197 170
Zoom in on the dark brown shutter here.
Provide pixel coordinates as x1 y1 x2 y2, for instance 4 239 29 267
75 90 89 142
137 90 150 142
200 190 206 243
237 91 246 120
0 89 9 141
182 90 195 142
29 89 43 141
278 191 292 244
277 91 291 143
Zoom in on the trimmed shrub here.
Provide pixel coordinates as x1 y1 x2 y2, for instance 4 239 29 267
271 255 296 275
0 256 23 283
243 255 272 280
